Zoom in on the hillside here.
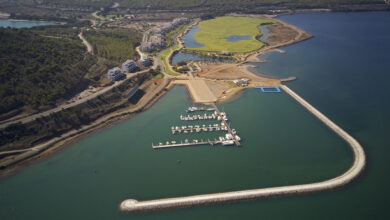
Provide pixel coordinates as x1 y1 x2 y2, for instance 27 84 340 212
0 28 95 116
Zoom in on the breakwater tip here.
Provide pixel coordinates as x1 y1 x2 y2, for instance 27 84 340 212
120 199 139 212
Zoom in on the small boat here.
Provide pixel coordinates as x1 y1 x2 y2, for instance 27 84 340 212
225 133 233 140
222 140 235 146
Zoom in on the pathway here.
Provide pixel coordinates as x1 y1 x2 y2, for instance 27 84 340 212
78 31 93 54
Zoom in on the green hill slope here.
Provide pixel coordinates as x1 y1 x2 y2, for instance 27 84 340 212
0 28 94 115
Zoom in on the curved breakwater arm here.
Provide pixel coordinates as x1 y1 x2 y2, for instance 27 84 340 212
119 85 365 213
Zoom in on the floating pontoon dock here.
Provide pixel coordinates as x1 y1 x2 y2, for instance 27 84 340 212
254 86 281 93
171 124 228 134
180 113 217 121
152 139 221 149
211 103 240 146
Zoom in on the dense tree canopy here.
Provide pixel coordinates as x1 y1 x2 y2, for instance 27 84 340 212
0 28 94 114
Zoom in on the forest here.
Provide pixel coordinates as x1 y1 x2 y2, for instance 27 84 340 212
84 28 141 63
0 28 95 115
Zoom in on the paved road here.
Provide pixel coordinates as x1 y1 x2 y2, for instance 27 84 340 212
0 70 149 129
120 85 365 213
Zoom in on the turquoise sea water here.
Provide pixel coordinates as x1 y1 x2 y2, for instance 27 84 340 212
0 20 56 28
1 12 390 219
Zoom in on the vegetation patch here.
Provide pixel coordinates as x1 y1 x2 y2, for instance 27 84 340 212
192 16 275 53
0 28 95 115
160 46 181 76
84 28 141 62
154 73 163 79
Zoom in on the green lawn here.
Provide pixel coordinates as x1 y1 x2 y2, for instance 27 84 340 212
153 73 163 79
160 46 181 76
192 16 275 53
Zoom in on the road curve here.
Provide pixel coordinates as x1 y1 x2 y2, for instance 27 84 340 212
78 31 93 54
119 85 365 213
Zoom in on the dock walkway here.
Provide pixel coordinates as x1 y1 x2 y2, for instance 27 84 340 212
211 103 240 146
153 140 221 149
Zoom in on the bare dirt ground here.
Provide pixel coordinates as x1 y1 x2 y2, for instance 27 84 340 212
267 23 311 45
196 62 280 84
173 79 217 103
190 62 281 102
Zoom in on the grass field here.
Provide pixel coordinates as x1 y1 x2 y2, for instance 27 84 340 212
160 46 181 76
192 16 275 53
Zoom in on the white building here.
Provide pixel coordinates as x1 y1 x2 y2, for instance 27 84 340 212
233 78 249 87
122 59 137 72
141 17 189 52
138 54 151 67
107 67 124 81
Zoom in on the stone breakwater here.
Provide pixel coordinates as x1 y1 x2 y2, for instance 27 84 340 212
119 85 365 213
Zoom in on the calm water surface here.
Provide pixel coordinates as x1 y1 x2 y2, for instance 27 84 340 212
181 25 204 48
0 20 56 28
0 12 390 219
225 35 250 42
258 24 273 45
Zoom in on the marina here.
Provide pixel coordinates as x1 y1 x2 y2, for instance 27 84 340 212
153 105 241 148
121 85 366 213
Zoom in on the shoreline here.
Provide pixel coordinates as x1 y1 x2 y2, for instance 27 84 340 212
0 79 171 178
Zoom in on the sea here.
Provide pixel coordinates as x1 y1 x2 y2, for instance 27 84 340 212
0 12 389 219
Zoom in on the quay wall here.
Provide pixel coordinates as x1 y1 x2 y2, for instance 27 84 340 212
120 85 365 213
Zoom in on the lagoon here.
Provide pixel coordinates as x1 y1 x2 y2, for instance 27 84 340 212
0 20 56 28
181 25 204 48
